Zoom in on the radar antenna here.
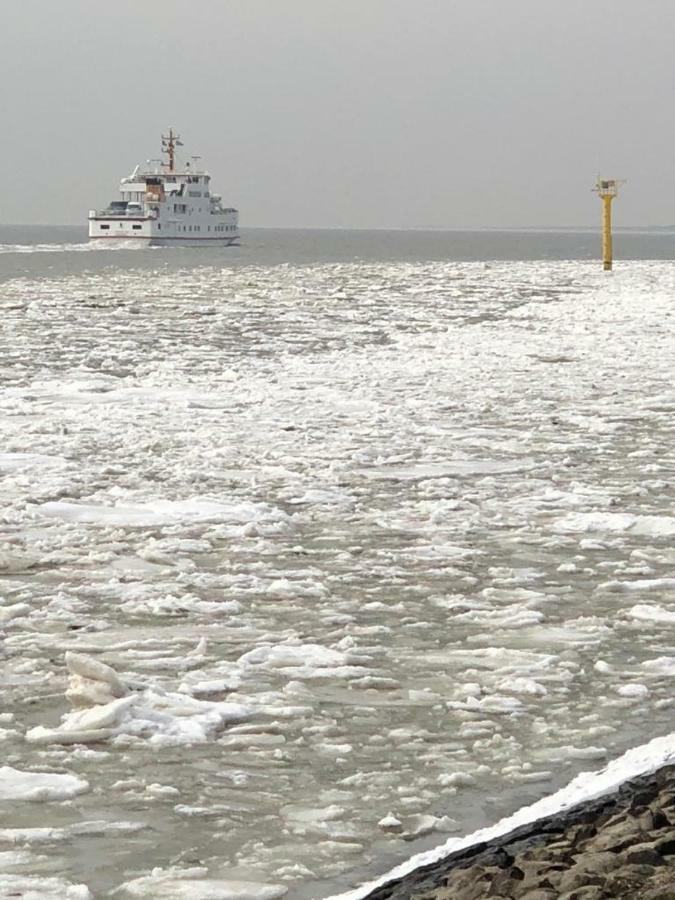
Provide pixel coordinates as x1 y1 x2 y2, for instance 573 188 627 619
161 128 183 173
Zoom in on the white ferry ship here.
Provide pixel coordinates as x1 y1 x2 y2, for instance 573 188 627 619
89 130 239 245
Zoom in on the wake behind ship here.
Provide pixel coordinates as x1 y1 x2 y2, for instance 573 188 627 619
88 129 239 246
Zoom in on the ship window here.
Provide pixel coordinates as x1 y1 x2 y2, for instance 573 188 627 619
132 224 142 230
100 224 110 230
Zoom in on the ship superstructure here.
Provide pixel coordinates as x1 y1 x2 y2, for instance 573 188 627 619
89 130 239 245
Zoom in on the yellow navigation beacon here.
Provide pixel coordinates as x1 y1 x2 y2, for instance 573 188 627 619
593 177 624 271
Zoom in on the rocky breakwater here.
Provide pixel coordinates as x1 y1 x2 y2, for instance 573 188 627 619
365 765 675 899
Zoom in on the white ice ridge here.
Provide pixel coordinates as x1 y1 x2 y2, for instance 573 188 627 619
25 652 252 746
326 732 675 900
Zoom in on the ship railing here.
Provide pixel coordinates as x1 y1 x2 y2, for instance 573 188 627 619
90 208 158 219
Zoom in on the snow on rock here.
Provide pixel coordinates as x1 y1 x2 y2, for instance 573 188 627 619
0 766 89 801
114 867 287 899
25 653 252 746
326 732 675 900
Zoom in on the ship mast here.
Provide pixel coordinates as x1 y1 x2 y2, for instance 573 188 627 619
161 128 182 173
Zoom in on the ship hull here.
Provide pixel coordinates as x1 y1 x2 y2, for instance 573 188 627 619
88 234 240 247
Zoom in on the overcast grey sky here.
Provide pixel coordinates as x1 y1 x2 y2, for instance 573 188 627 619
2 0 674 228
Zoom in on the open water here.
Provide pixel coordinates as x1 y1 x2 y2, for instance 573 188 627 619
0 226 674 899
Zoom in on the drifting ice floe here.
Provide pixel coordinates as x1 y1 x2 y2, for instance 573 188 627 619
0 766 89 801
553 512 675 537
38 498 290 530
238 642 373 679
114 867 287 899
0 875 91 899
25 652 251 746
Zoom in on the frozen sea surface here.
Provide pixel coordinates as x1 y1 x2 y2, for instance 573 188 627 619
1 242 674 898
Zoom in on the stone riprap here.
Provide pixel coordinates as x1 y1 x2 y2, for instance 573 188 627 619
363 765 675 900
